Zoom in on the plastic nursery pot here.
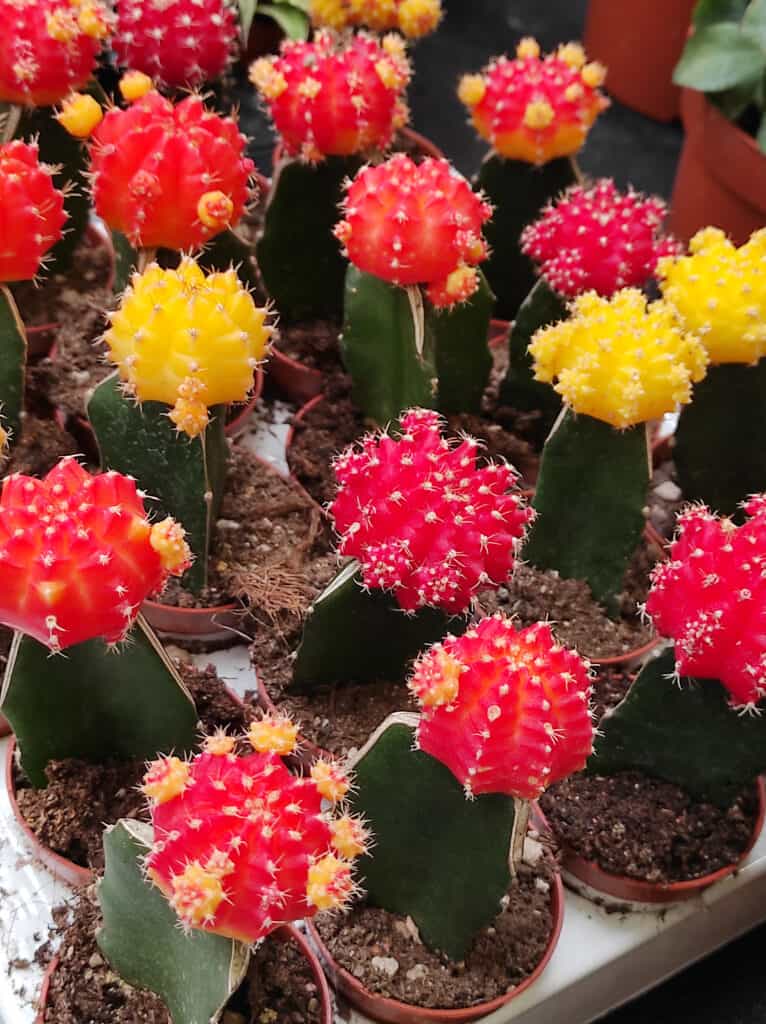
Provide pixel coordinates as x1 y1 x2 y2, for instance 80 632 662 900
584 0 696 122
669 88 766 245
307 805 564 1024
560 775 766 910
34 924 333 1024
0 713 10 738
270 345 325 406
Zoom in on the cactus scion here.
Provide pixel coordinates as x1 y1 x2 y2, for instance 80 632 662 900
310 0 442 38
143 729 368 943
410 615 594 799
0 140 67 283
521 180 681 298
0 457 190 650
330 408 533 615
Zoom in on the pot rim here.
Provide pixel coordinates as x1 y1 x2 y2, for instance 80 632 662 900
270 344 325 405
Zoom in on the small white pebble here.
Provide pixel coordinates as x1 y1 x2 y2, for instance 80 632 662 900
371 956 400 977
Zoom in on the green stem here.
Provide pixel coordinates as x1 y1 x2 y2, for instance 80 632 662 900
0 284 28 446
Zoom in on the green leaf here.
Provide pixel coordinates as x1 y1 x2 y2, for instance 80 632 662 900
711 80 761 117
238 0 259 40
98 820 249 1024
258 2 310 38
0 286 26 445
1 618 198 788
693 0 749 29
673 23 766 91
350 716 516 961
743 0 766 45
432 270 494 415
591 648 766 807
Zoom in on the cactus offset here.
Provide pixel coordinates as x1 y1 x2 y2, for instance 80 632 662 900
0 141 67 283
309 0 442 38
250 31 410 162
521 180 680 298
144 728 367 943
0 0 109 105
331 408 533 615
85 90 254 251
0 457 190 650
113 0 237 88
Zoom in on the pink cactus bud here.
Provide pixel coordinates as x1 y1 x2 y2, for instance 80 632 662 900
330 408 533 615
87 90 253 250
409 615 594 798
646 497 766 708
335 154 492 307
144 734 364 943
0 0 109 106
0 140 67 283
250 31 410 162
0 457 190 650
113 0 237 88
520 179 681 297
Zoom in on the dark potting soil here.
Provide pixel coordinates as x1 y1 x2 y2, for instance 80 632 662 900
315 859 555 1009
160 445 329 610
590 667 633 723
540 771 759 885
44 889 322 1024
14 662 253 872
272 319 342 374
4 413 79 477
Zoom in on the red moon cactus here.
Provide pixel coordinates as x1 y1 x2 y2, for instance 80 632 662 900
0 140 67 283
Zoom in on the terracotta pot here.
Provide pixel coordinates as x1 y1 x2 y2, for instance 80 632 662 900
488 318 511 349
307 806 564 1024
35 924 333 1024
140 598 244 642
670 88 766 245
270 345 325 406
0 712 10 738
561 775 766 909
584 0 696 122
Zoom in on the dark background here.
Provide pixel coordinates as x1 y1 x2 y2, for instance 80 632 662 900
238 1 766 1019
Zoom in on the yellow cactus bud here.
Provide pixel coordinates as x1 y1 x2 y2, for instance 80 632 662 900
57 92 103 138
150 517 191 573
105 258 271 435
658 227 766 365
306 854 352 911
310 0 350 29
330 815 369 859
248 715 299 755
143 755 191 803
581 61 606 89
311 758 351 803
196 190 234 231
397 0 442 38
516 37 541 59
457 73 486 108
119 70 154 103
46 9 76 42
250 58 288 100
523 100 555 130
381 32 407 62
375 58 406 91
77 1 108 38
557 42 586 69
417 649 462 707
203 730 237 756
348 0 398 30
530 289 709 428
169 861 225 926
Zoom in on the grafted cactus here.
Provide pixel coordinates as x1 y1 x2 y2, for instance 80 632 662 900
310 0 442 38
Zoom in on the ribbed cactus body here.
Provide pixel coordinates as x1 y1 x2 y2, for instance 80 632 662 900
310 0 442 38
88 91 253 251
0 0 109 105
521 180 680 298
0 458 189 649
114 0 237 88
410 616 593 799
0 141 67 283
330 408 533 615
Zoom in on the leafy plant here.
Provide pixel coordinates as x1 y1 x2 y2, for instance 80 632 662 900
238 0 310 43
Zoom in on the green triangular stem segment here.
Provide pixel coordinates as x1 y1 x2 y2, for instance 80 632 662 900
433 269 494 415
0 285 26 446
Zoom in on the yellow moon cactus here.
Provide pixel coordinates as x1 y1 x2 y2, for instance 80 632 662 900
657 227 766 365
104 258 271 438
529 289 709 429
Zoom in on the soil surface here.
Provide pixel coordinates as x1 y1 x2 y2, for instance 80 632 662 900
540 771 759 885
316 858 555 1009
14 662 253 872
3 414 79 477
590 667 634 723
272 319 342 374
43 889 322 1023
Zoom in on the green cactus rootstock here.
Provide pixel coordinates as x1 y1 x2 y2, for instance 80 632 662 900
256 155 362 322
0 286 26 445
350 715 517 961
87 373 228 594
98 820 249 1024
432 268 494 415
475 154 577 320
522 408 650 612
291 561 466 690
1 617 198 788
498 277 567 447
592 648 766 808
674 361 766 519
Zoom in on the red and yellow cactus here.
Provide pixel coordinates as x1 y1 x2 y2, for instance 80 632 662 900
646 496 766 709
335 154 492 308
330 408 533 615
521 180 681 298
529 289 709 428
250 32 410 163
310 0 442 38
0 457 190 650
458 39 608 164
0 0 109 105
113 0 237 88
143 725 368 942
0 140 67 283
658 227 766 365
78 88 253 251
104 257 272 438
410 615 593 799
